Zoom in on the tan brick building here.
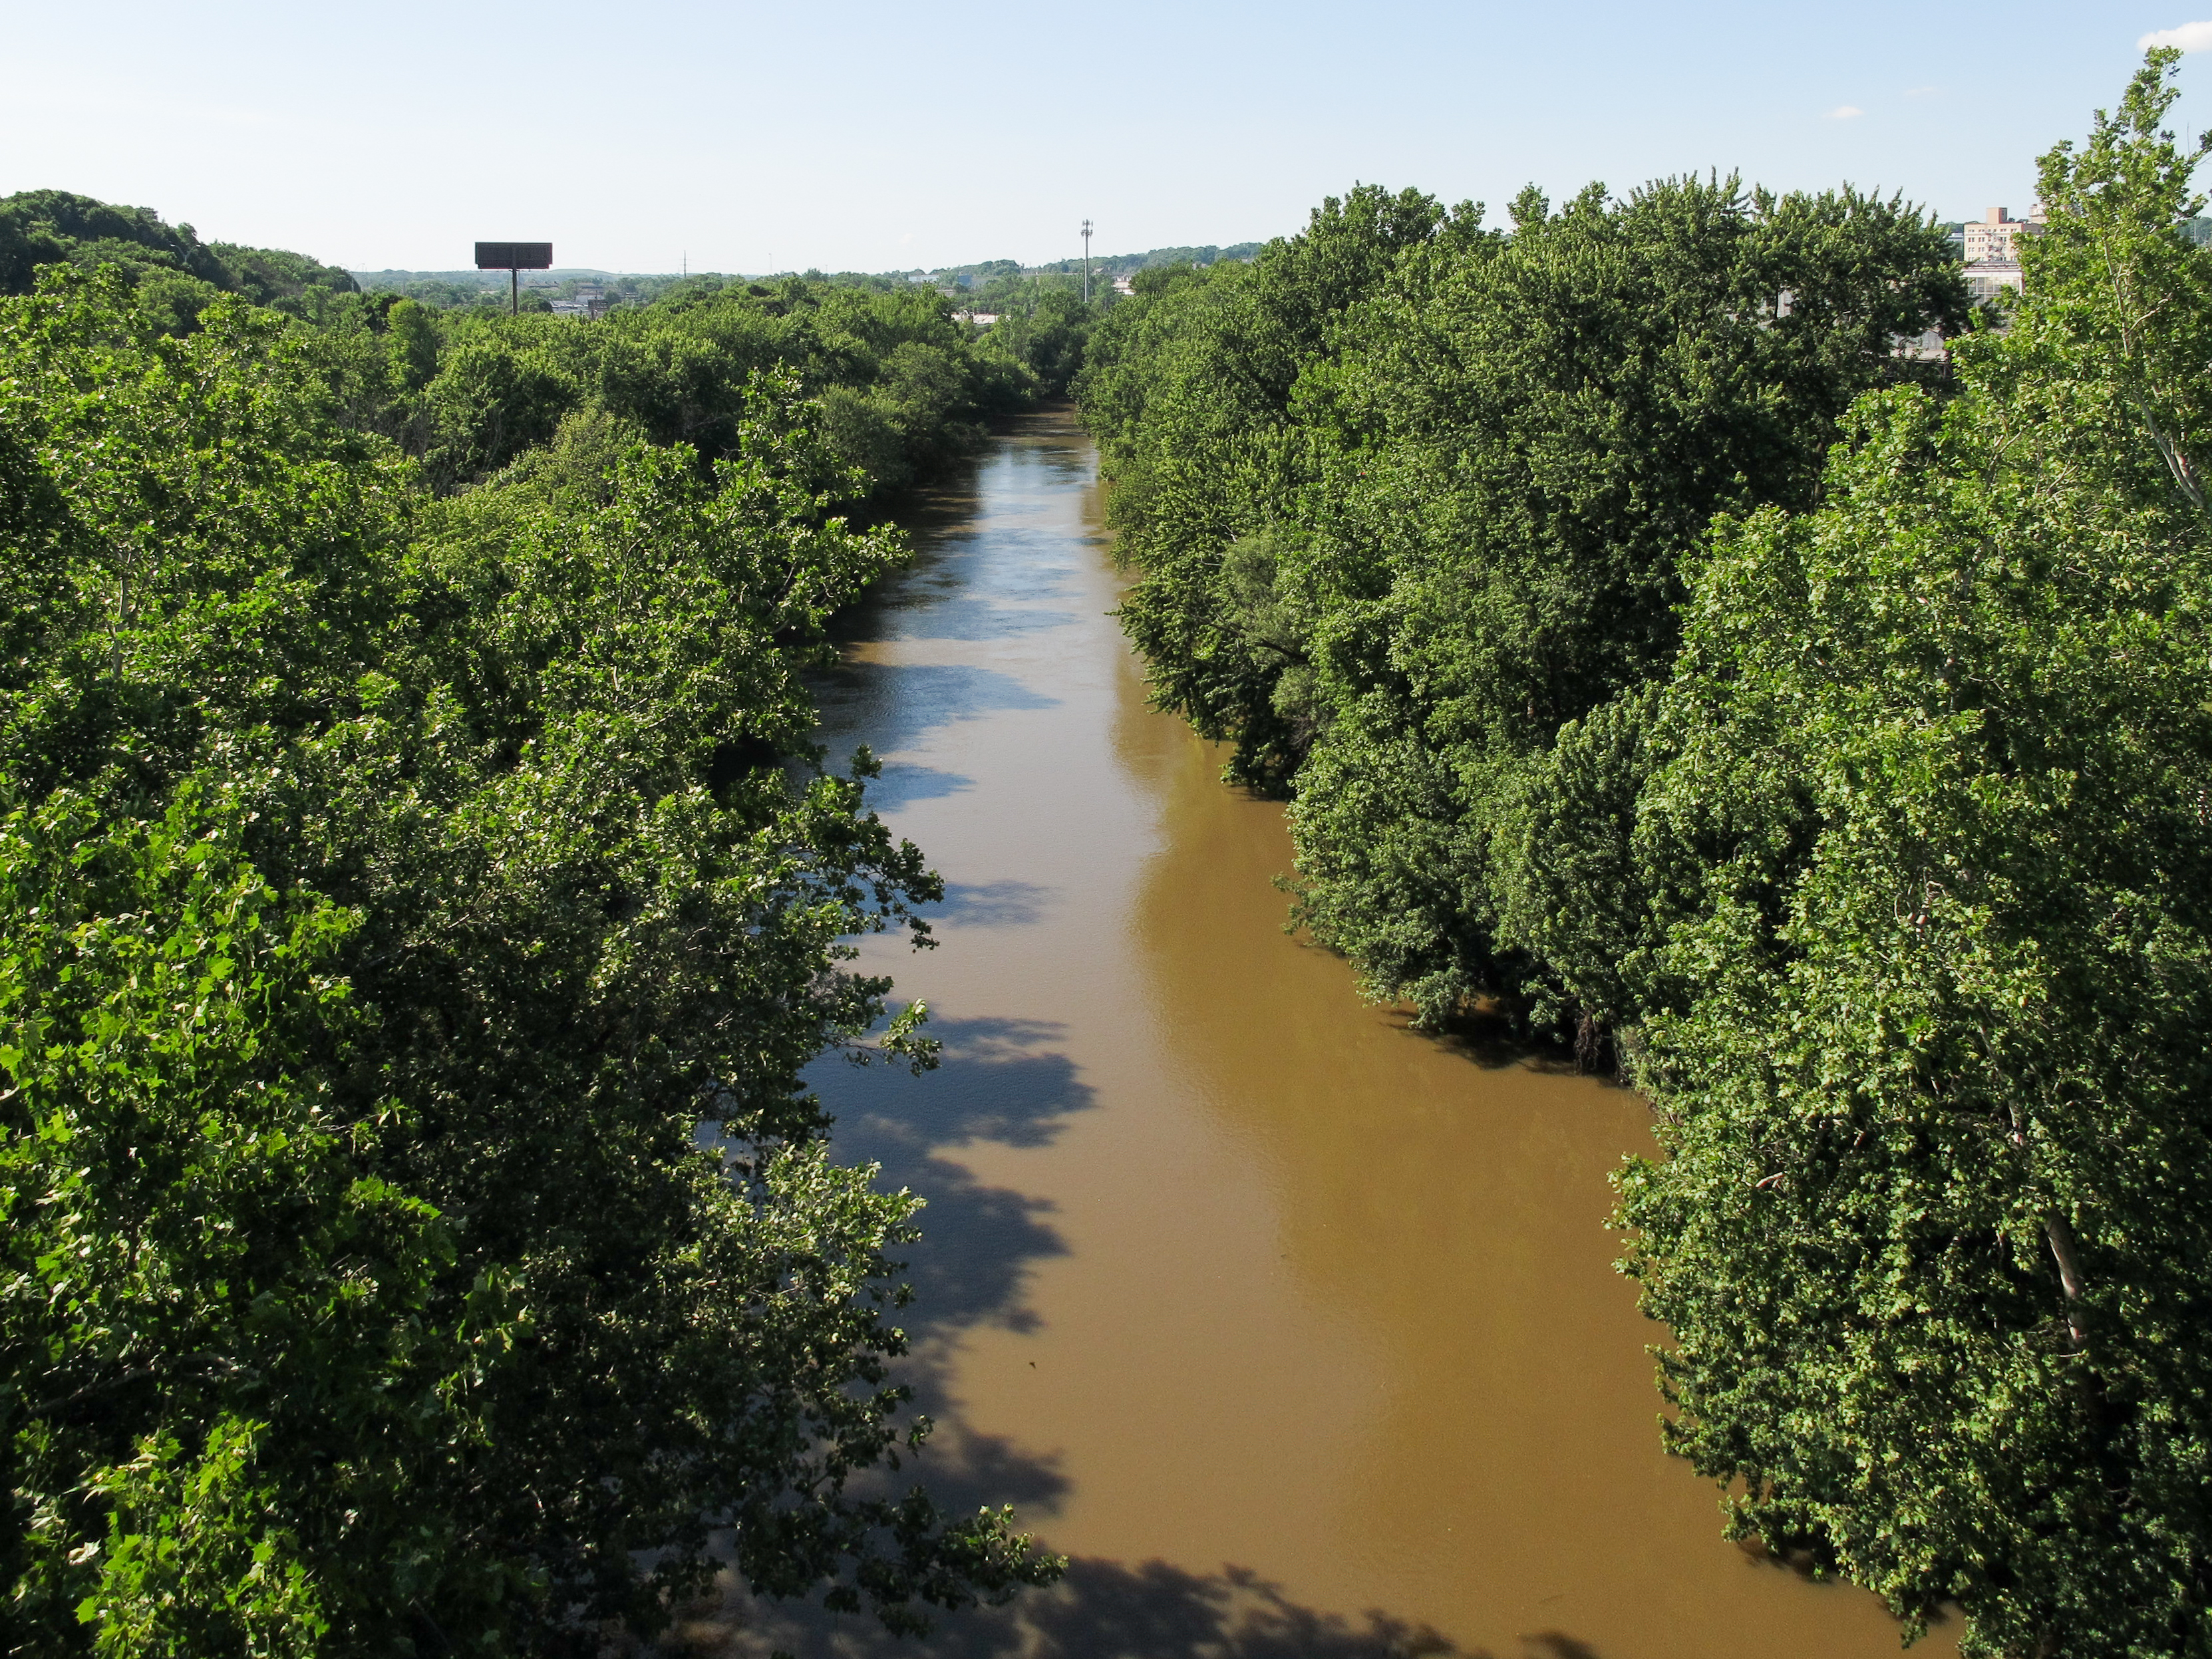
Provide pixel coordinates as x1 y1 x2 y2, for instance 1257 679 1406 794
1963 206 2042 264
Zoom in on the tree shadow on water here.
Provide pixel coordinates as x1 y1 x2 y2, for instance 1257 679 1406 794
810 1014 1094 1339
665 1556 1596 1659
1372 998 1634 1093
860 761 975 814
810 661 1058 768
933 880 1053 929
754 1029 1627 1659
820 1016 1094 1155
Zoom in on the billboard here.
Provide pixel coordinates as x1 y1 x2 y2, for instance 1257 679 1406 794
474 242 553 270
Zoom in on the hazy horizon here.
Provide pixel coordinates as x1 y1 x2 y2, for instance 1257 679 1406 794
3 0 2202 275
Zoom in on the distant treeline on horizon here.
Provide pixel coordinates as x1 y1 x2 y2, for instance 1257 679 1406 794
0 186 1276 321
353 243 1265 285
348 243 1269 305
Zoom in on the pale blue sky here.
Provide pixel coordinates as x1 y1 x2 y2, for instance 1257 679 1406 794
1 1 2200 274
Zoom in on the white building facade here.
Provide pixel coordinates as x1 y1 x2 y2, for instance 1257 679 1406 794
1965 261 2024 300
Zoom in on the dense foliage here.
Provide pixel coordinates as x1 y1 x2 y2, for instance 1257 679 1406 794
0 190 359 331
0 259 1057 1652
1087 50 2212 1659
1081 174 1967 1029
1 191 1058 504
308 278 1038 498
1620 57 2212 1658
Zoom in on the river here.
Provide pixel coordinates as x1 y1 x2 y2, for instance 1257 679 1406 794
701 408 1957 1659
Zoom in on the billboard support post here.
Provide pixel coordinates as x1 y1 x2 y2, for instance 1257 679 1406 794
474 242 553 315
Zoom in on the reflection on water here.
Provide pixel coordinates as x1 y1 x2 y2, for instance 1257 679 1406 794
695 409 1955 1659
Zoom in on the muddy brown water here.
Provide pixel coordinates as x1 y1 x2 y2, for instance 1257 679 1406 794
702 408 1955 1658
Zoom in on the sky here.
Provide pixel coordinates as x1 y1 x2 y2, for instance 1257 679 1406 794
1 1 2205 275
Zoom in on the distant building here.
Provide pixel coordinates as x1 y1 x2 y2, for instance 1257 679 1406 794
1965 260 2023 301
1112 275 1135 295
1945 207 2038 317
1963 206 2041 265
953 311 1000 327
550 283 612 320
1894 325 1947 361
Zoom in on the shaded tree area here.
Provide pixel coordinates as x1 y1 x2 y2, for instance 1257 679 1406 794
1084 51 2212 1659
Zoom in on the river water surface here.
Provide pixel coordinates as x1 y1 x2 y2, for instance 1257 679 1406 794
707 410 1955 1659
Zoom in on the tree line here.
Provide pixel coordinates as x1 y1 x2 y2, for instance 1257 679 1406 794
0 196 1065 1648
0 188 1107 476
313 279 1040 499
0 191 361 331
1079 53 2212 1659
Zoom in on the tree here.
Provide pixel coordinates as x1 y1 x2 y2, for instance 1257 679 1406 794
983 286 1094 394
0 190 357 319
0 271 1056 1654
1299 176 1963 1029
1082 183 1456 788
303 273 1033 500
1620 53 2212 1658
1082 172 1966 1032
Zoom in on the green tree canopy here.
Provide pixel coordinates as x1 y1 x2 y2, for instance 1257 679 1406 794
312 276 1035 499
1083 172 1965 1031
0 190 358 326
1620 53 2212 1658
0 269 1056 1654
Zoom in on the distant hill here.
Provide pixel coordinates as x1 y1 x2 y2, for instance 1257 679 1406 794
915 243 1265 285
0 190 357 318
1036 241 1264 277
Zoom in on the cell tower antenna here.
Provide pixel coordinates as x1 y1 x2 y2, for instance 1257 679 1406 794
1081 219 1093 303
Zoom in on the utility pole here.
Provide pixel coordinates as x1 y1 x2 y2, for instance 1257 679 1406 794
1082 219 1092 304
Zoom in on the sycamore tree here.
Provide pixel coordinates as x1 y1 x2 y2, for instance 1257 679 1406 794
0 272 1056 1656
1620 53 2212 1658
1281 176 1966 1032
1078 171 1966 1039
